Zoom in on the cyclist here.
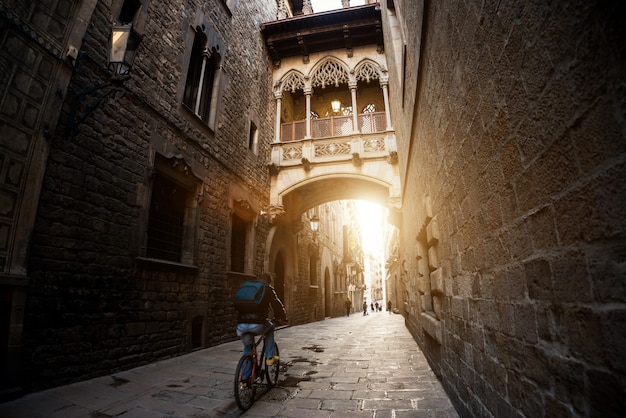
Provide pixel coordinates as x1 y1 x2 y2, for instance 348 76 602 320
235 273 288 369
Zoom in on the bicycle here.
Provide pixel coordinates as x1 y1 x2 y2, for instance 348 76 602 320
233 321 285 411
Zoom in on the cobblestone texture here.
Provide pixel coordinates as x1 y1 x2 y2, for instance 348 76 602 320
0 314 458 417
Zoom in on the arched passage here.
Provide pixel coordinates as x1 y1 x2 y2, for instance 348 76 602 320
280 175 397 224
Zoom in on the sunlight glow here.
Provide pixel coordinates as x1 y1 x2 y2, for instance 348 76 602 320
311 0 366 13
356 200 384 254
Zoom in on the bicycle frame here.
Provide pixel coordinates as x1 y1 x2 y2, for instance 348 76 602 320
242 333 267 384
234 322 286 411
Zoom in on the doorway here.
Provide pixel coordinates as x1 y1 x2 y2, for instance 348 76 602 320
324 267 331 317
275 251 285 302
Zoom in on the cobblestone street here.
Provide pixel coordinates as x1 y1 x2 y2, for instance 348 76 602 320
0 313 458 417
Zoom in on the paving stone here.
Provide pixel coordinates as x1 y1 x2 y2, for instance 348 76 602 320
0 315 458 417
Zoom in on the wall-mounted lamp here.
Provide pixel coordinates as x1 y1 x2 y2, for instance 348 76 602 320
310 214 320 233
109 25 142 78
66 24 142 136
331 99 341 113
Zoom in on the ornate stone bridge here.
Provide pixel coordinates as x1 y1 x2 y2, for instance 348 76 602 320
267 130 402 224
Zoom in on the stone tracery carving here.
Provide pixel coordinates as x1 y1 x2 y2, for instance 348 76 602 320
311 59 349 88
282 145 303 161
314 140 351 157
363 137 385 152
281 71 305 93
355 61 381 83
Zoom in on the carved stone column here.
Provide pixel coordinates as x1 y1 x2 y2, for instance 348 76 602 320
381 81 393 130
350 83 359 133
305 87 312 139
274 91 282 143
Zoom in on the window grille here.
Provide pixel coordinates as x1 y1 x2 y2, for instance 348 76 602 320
146 173 186 262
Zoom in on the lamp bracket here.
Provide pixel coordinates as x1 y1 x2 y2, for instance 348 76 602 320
65 81 126 137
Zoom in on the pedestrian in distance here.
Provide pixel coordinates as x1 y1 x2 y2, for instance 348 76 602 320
387 300 392 313
345 298 352 317
234 273 288 367
363 300 368 316
375 301 379 312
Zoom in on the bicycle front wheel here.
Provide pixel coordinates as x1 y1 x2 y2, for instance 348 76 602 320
266 343 280 387
234 354 256 410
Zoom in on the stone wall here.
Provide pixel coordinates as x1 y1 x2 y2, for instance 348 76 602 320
19 0 277 391
387 0 625 416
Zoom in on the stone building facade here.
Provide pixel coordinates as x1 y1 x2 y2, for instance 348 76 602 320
1 0 283 393
385 0 625 416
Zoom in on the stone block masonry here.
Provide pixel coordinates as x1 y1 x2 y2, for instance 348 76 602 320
388 0 626 416
13 0 278 392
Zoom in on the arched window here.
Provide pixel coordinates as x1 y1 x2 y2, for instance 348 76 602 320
183 28 220 125
362 103 376 113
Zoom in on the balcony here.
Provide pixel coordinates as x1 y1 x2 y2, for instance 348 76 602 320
280 111 386 142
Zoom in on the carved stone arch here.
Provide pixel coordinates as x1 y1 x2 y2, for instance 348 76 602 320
279 70 306 94
309 56 350 89
354 59 382 83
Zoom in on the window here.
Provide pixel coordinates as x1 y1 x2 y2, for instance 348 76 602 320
183 27 220 126
118 0 141 24
145 154 201 265
230 214 248 273
248 121 258 154
146 173 186 261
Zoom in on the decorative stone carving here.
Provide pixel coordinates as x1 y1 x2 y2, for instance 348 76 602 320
355 60 380 83
351 152 362 166
311 59 349 89
277 0 288 19
387 150 398 164
302 0 313 15
315 140 351 157
281 71 305 93
282 145 303 161
268 162 280 175
171 154 192 175
263 204 286 224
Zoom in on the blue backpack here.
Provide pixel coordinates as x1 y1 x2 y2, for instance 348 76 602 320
234 281 267 313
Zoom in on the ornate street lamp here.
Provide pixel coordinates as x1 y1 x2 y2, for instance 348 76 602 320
66 24 142 136
109 25 142 79
331 99 341 114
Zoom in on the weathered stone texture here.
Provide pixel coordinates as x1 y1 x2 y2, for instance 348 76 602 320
389 0 625 416
16 0 277 390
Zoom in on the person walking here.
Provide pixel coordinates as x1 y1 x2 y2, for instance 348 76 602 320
387 299 392 313
234 273 288 368
345 298 352 317
363 300 368 316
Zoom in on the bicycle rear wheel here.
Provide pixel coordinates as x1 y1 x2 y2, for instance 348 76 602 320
234 354 256 410
266 343 280 387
